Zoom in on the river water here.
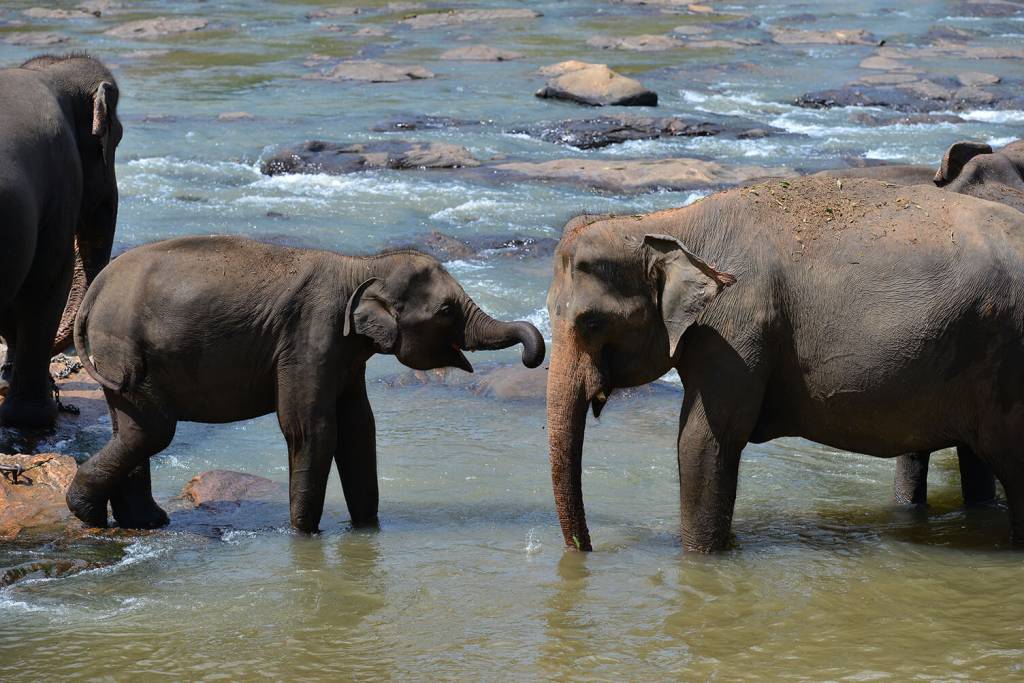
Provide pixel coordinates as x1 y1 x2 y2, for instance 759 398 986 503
2 0 1024 680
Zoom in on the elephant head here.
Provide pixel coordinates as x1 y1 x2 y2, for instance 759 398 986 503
344 253 545 372
546 216 734 550
933 139 1024 213
21 55 123 352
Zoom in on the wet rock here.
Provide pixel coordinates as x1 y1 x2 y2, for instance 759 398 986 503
217 111 255 122
0 453 78 540
954 0 1024 16
923 25 980 43
510 115 729 149
492 157 794 193
957 71 1001 86
311 60 434 82
795 84 950 112
535 61 658 107
351 26 390 38
306 6 360 19
77 0 125 15
0 558 102 588
387 231 558 262
105 17 209 39
2 32 69 46
440 45 523 61
672 24 712 36
180 470 284 507
856 73 919 86
23 7 98 19
686 38 762 49
859 55 920 72
371 114 486 131
400 8 541 29
770 27 878 45
851 112 965 126
261 140 480 175
586 34 685 51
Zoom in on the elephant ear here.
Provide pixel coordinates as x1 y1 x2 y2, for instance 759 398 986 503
644 234 736 359
344 277 397 353
91 81 116 168
935 141 992 185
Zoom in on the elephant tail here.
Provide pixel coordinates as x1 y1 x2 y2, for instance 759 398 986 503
73 282 124 393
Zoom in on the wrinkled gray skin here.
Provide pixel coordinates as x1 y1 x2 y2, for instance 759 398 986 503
68 236 544 532
0 54 122 427
821 140 1024 507
547 176 1024 552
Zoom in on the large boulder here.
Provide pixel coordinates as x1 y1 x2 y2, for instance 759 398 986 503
535 61 658 107
180 470 284 507
493 157 794 193
261 140 480 175
0 453 78 539
104 17 208 38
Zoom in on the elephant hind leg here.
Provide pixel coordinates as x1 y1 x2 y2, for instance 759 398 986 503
957 445 997 507
67 390 175 528
894 452 930 506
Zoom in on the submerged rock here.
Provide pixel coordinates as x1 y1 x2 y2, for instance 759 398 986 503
23 7 98 19
371 115 486 131
2 32 69 46
400 8 541 29
492 157 794 193
261 140 480 175
586 34 686 51
511 114 778 149
770 27 878 45
535 61 658 107
104 17 209 38
387 231 558 261
440 45 523 61
311 60 434 82
954 0 1024 17
0 453 78 540
180 470 285 507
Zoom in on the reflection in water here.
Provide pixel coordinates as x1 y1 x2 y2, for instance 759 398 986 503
540 553 594 676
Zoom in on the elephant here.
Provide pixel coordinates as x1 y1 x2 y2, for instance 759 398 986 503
66 236 545 532
545 174 1024 551
0 54 122 427
815 139 1024 509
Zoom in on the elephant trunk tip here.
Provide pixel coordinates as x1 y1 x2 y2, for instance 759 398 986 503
517 322 546 368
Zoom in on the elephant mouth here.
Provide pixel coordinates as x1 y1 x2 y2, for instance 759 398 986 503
590 388 610 418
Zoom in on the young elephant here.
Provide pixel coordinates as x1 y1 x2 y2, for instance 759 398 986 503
546 176 1024 552
68 236 544 532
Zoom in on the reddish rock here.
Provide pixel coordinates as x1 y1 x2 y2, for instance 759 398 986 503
180 470 285 506
535 61 658 107
0 453 78 539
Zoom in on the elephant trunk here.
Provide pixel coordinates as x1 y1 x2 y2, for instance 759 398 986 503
51 243 87 354
547 320 597 551
461 298 545 368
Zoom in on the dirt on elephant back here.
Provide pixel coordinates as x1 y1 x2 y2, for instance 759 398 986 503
736 175 955 255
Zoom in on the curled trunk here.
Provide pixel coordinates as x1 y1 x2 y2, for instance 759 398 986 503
546 321 595 551
52 245 87 354
461 298 545 368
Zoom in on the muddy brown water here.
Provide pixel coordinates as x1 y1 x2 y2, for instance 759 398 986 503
2 0 1024 679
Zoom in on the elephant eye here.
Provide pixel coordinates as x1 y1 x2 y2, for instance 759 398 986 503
576 311 606 332
438 303 456 317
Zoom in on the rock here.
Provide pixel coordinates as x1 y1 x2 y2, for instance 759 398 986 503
311 60 434 82
23 7 97 19
2 32 69 46
954 86 997 105
795 85 948 112
440 45 523 61
77 0 125 14
511 115 734 149
923 25 979 43
306 6 360 19
261 140 480 175
0 453 78 540
493 157 794 193
851 112 965 126
586 34 685 51
180 470 284 507
535 61 658 107
105 17 208 38
371 114 485 131
401 8 541 29
217 111 255 122
859 55 920 72
387 231 558 261
954 0 1024 16
672 25 712 36
686 38 761 49
1 558 104 588
957 71 1001 86
855 73 919 86
352 26 389 37
770 28 877 45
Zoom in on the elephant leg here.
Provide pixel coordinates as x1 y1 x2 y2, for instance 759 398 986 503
335 365 379 528
894 452 930 506
0 328 13 397
957 445 997 507
0 255 72 428
277 375 337 534
66 392 176 528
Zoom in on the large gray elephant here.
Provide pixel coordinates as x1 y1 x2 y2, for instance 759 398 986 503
67 236 544 532
0 54 122 427
546 175 1024 551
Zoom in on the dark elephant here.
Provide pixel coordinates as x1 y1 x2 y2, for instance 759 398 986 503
67 236 544 532
546 175 1024 551
0 54 122 427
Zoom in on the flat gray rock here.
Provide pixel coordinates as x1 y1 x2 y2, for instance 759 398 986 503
261 140 480 175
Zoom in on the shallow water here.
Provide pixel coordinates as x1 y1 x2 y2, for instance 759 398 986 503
2 0 1024 680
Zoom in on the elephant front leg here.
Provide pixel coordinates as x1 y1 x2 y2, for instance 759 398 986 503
957 445 996 507
335 369 379 528
894 452 930 506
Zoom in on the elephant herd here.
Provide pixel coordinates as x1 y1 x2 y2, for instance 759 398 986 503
4 54 1024 553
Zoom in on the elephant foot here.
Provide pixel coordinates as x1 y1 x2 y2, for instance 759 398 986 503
111 497 169 530
65 481 110 528
349 515 380 530
0 395 58 428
